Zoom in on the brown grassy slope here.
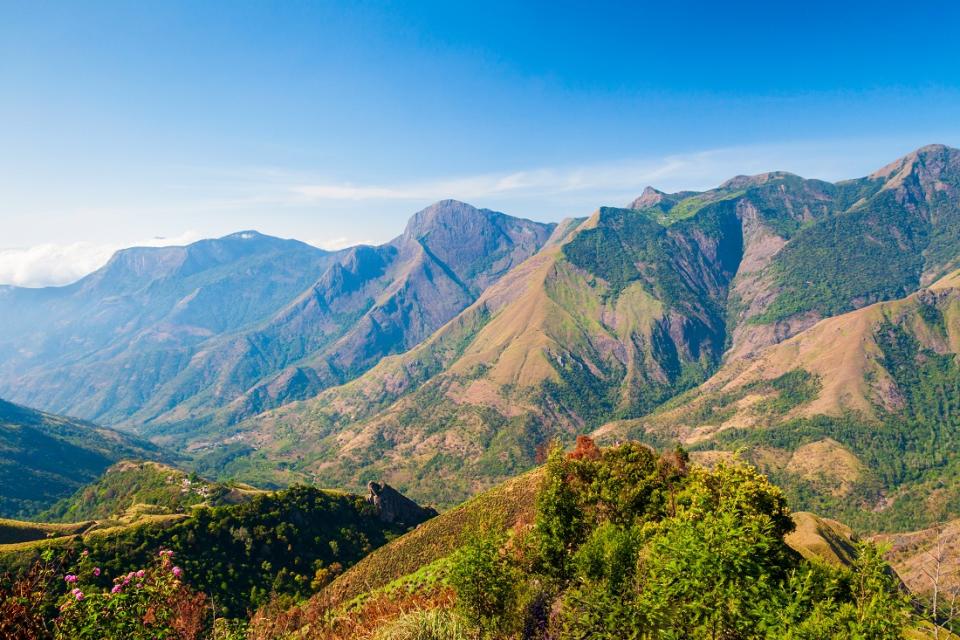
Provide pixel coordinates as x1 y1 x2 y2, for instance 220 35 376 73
600 271 960 445
0 518 95 545
786 511 858 566
875 518 960 597
321 468 543 608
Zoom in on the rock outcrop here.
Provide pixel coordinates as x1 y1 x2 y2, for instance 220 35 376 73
366 481 438 525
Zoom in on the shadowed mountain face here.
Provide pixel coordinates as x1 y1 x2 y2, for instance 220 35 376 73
0 398 162 518
192 146 960 511
0 202 555 432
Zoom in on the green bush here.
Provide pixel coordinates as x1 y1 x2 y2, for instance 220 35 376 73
453 440 917 639
448 529 519 637
54 550 208 640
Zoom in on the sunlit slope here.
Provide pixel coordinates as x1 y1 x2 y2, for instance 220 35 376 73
603 271 960 531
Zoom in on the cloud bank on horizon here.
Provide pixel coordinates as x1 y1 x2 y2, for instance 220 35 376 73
0 232 201 288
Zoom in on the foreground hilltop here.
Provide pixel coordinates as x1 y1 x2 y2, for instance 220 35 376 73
250 441 935 640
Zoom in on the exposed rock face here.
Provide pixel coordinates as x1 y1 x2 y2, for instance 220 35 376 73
366 481 438 525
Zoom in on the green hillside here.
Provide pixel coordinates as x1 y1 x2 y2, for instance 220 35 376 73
0 482 433 617
605 274 960 532
40 460 264 522
0 398 164 518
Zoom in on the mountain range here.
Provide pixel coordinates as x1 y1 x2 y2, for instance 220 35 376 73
0 202 553 433
188 143 960 521
2 144 960 532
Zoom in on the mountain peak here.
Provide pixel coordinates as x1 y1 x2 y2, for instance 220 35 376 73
403 199 485 237
223 230 266 241
630 186 669 209
720 171 797 190
869 143 960 186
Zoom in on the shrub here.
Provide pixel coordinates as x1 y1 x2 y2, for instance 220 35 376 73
448 529 519 636
0 549 64 640
54 550 209 640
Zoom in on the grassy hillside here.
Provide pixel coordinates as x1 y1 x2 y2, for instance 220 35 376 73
322 468 543 608
603 273 960 532
0 518 95 545
0 398 165 518
40 460 264 522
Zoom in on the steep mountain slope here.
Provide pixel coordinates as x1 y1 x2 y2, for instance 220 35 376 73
0 202 554 434
602 269 960 531
145 200 555 435
0 231 335 425
875 517 960 600
198 145 960 507
0 398 162 518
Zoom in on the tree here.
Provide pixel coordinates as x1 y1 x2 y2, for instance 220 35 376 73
448 529 519 636
532 443 584 579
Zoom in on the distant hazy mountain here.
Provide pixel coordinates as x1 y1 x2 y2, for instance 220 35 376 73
200 145 960 514
0 201 555 432
0 398 161 517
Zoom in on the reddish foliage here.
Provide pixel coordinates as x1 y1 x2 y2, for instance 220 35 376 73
567 436 601 461
168 590 209 640
0 553 70 640
534 440 553 465
247 587 455 640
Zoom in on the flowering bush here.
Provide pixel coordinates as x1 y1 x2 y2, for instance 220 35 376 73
54 549 209 640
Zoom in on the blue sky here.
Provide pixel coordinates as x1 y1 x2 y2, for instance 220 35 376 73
2 0 960 285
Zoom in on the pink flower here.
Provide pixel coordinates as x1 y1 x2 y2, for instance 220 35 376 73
92 567 101 577
71 588 84 601
136 569 145 578
64 574 77 583
172 566 182 578
111 585 122 594
81 550 89 557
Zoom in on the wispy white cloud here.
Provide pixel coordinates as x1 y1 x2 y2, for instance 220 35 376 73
289 160 693 203
285 141 877 206
0 231 202 288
